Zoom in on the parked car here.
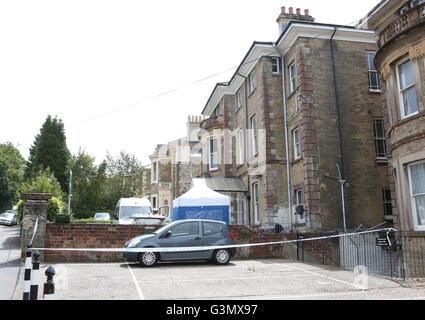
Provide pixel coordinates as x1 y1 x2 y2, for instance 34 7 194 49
123 219 236 267
0 212 17 226
93 212 111 221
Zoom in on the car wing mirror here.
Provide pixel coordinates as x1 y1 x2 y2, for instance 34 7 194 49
161 231 172 239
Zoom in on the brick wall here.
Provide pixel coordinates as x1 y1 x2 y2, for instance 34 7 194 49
44 223 298 262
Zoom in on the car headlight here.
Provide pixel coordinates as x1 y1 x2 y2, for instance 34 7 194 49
127 239 141 248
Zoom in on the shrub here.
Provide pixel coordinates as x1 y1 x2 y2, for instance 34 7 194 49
47 197 63 222
16 200 23 223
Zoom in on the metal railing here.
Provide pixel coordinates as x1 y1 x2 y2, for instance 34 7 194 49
296 230 425 280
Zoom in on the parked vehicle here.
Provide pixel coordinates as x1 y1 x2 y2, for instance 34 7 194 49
93 212 111 221
114 197 170 225
123 219 237 267
0 212 17 226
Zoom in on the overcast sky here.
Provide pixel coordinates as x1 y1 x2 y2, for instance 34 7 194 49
0 0 380 166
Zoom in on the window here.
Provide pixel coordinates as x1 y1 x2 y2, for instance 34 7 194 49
251 115 258 156
295 189 305 223
253 183 260 225
237 195 246 225
408 162 425 230
293 128 301 160
367 52 380 91
202 222 223 236
169 222 200 237
151 195 157 209
272 57 280 74
289 61 296 93
248 70 256 94
236 88 242 110
397 59 418 119
383 189 393 217
152 162 158 183
209 137 218 171
373 119 387 160
237 129 244 165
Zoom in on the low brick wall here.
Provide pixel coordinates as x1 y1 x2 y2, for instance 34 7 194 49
44 223 296 262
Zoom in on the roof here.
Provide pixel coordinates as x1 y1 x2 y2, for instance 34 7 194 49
203 178 248 193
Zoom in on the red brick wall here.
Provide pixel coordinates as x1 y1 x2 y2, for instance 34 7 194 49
44 223 296 262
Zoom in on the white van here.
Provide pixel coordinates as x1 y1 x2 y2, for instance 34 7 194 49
114 197 170 225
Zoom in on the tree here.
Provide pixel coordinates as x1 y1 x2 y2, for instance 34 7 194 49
20 167 64 200
26 115 71 192
0 143 26 211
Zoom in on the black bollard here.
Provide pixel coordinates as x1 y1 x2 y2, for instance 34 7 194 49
30 250 40 300
43 266 55 300
23 244 32 300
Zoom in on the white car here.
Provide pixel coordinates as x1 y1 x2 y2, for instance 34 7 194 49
0 212 17 226
93 212 111 221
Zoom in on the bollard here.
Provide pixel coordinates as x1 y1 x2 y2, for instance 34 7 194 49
23 244 32 300
30 250 40 300
43 266 55 300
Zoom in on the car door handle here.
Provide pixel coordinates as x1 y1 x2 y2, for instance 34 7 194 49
194 236 201 241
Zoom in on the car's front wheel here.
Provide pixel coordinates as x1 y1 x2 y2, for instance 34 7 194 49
139 250 158 267
212 249 231 265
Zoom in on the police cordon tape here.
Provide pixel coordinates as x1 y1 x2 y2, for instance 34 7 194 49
32 228 397 254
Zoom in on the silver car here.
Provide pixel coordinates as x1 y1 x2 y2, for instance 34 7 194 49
123 219 237 267
0 212 17 226
93 212 111 221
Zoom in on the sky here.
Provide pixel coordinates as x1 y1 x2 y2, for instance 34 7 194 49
0 0 381 166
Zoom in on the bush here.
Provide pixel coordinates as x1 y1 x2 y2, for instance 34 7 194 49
55 213 71 223
47 197 63 222
16 200 23 223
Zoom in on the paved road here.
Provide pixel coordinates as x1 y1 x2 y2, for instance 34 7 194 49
0 225 21 300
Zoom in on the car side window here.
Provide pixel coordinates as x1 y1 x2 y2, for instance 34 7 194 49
202 222 223 236
169 222 199 237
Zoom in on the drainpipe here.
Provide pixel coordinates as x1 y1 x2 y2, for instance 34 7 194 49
273 46 293 232
236 72 251 227
330 27 347 231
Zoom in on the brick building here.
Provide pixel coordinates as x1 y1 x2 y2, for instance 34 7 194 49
149 116 204 213
358 0 425 233
199 7 391 232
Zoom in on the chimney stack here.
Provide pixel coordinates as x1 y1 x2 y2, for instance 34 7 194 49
277 5 315 35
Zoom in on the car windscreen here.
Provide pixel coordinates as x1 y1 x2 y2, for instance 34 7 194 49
120 206 152 219
95 213 109 219
0 213 13 220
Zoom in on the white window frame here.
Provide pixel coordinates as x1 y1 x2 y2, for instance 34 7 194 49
208 136 219 171
271 57 280 74
289 61 296 94
367 52 381 92
248 70 256 95
236 88 242 110
407 161 425 231
295 189 305 224
251 115 258 157
253 182 260 225
237 128 244 165
293 128 301 160
237 195 247 226
396 59 418 119
373 119 387 160
151 161 158 183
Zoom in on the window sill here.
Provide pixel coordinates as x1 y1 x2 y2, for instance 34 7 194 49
248 88 256 98
376 158 389 165
384 215 393 221
291 157 303 165
369 89 382 94
287 88 299 100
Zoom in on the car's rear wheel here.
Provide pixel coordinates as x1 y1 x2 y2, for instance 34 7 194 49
139 250 158 267
212 249 231 265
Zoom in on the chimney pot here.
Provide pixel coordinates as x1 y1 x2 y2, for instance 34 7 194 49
296 8 301 15
289 7 293 14
281 6 286 14
304 9 310 16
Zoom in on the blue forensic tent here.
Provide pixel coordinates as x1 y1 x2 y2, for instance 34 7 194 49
172 179 231 224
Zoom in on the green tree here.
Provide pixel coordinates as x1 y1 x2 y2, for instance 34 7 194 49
20 167 64 200
0 143 26 211
26 115 71 192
